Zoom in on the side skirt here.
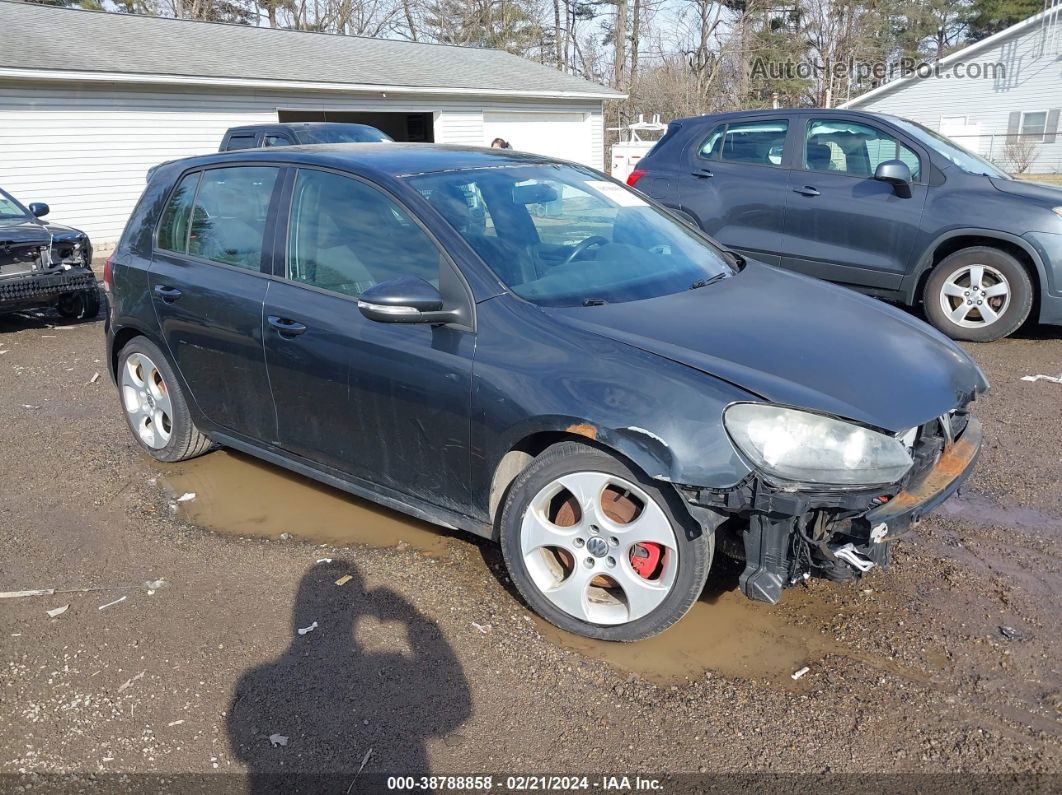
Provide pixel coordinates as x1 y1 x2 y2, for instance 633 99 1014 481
210 432 493 541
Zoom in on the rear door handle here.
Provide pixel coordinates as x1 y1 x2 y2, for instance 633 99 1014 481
267 315 307 337
691 168 714 178
793 186 820 197
153 285 182 302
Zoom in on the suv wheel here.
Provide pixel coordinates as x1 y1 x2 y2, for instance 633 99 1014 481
923 247 1033 341
117 337 216 462
56 287 101 320
499 442 712 642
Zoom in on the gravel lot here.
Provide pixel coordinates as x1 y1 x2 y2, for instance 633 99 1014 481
1 297 1060 790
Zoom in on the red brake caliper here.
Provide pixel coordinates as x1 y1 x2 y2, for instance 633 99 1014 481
629 542 662 579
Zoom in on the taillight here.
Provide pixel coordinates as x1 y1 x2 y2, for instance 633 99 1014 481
102 254 113 293
626 169 647 188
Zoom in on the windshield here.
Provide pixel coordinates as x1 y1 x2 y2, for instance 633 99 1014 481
887 117 1011 179
405 164 733 307
296 125 393 144
0 188 30 221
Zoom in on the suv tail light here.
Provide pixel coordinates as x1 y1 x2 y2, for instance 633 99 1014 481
626 169 647 188
102 254 113 293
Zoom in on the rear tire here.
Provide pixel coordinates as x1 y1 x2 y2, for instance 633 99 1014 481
117 337 216 462
923 247 1033 342
499 441 713 642
55 287 101 320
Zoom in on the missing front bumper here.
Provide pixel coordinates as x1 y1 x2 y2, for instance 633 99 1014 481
688 416 983 603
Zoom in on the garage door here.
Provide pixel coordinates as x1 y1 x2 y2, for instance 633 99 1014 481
483 111 592 166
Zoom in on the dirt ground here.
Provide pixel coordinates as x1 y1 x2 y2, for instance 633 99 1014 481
1 296 1060 791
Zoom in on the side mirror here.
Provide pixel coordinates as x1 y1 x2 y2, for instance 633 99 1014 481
873 160 912 198
357 277 461 325
29 202 49 218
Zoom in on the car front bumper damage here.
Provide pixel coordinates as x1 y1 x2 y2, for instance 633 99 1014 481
682 416 983 603
0 266 98 314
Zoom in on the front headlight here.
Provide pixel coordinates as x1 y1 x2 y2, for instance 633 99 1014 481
724 403 913 487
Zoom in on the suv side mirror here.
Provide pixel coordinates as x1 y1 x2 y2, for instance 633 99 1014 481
873 160 912 198
29 202 50 218
357 277 462 325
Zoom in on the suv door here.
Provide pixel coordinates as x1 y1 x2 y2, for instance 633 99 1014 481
150 165 282 442
678 117 792 264
262 167 474 510
780 117 929 290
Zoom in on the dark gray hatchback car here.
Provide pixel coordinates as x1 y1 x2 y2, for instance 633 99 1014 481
106 144 986 641
630 109 1062 341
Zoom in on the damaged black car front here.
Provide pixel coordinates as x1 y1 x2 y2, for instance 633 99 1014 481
0 187 98 319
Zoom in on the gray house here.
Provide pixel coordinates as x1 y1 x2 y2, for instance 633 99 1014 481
841 6 1062 175
0 1 620 246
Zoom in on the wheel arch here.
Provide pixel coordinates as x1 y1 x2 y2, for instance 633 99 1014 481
486 418 681 529
908 229 1046 310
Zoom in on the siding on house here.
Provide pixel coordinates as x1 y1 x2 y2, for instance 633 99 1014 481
0 80 606 245
843 11 1062 174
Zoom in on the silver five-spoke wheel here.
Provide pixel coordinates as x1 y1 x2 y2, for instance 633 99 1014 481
520 471 678 625
938 263 1010 329
121 351 173 449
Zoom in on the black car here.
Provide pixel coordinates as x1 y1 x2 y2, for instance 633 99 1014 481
630 109 1062 342
0 187 98 319
219 122 393 151
106 144 985 641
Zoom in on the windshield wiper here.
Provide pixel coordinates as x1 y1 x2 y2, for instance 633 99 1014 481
689 273 729 290
583 297 608 306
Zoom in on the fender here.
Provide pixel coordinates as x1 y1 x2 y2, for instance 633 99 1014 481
901 227 1050 306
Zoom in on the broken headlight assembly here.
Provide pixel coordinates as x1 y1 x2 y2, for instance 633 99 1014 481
723 403 913 488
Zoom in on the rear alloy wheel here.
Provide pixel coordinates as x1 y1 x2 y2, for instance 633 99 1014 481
924 247 1032 341
117 337 216 462
500 442 712 641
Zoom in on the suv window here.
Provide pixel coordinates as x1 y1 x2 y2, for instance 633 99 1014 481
805 119 921 180
156 171 200 253
224 134 257 151
263 134 295 147
286 168 442 298
712 120 788 167
186 167 279 270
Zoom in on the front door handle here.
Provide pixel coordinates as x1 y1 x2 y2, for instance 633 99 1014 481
793 186 820 197
691 168 714 178
267 315 307 337
153 285 182 302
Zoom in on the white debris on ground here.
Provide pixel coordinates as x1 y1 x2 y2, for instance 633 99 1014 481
1021 373 1062 383
269 734 288 747
97 595 126 611
791 666 810 680
297 621 318 636
46 605 69 618
176 492 196 503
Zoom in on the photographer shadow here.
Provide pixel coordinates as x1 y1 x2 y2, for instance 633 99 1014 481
227 560 471 793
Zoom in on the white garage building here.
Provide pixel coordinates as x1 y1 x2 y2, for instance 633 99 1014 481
0 2 620 247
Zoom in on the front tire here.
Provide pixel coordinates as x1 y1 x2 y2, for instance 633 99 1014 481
923 247 1033 341
499 442 713 642
117 337 216 462
55 287 101 320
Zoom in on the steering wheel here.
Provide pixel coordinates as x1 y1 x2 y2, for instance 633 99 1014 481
562 236 609 265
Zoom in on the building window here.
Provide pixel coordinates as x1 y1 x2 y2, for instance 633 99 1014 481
1020 111 1048 141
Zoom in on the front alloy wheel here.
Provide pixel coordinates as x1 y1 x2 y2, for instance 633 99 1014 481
501 442 712 641
924 247 1033 342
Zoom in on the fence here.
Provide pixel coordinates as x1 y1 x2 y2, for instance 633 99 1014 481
944 132 1062 177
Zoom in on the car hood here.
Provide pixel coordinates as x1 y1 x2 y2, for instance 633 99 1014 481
0 218 51 246
41 220 87 241
990 177 1062 203
548 262 988 433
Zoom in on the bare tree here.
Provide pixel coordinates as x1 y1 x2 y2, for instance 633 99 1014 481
1002 137 1040 174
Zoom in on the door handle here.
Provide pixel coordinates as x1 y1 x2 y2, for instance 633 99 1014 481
153 285 182 302
267 315 307 337
793 186 820 197
690 168 714 178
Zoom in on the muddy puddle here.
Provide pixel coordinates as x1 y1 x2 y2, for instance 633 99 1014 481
159 451 888 686
158 450 458 556
534 589 838 685
936 491 1062 534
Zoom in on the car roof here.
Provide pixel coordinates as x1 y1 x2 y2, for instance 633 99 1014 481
227 122 381 133
164 143 566 178
672 108 894 126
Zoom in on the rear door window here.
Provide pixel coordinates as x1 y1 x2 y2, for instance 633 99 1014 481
156 172 200 254
186 166 280 270
719 120 788 167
